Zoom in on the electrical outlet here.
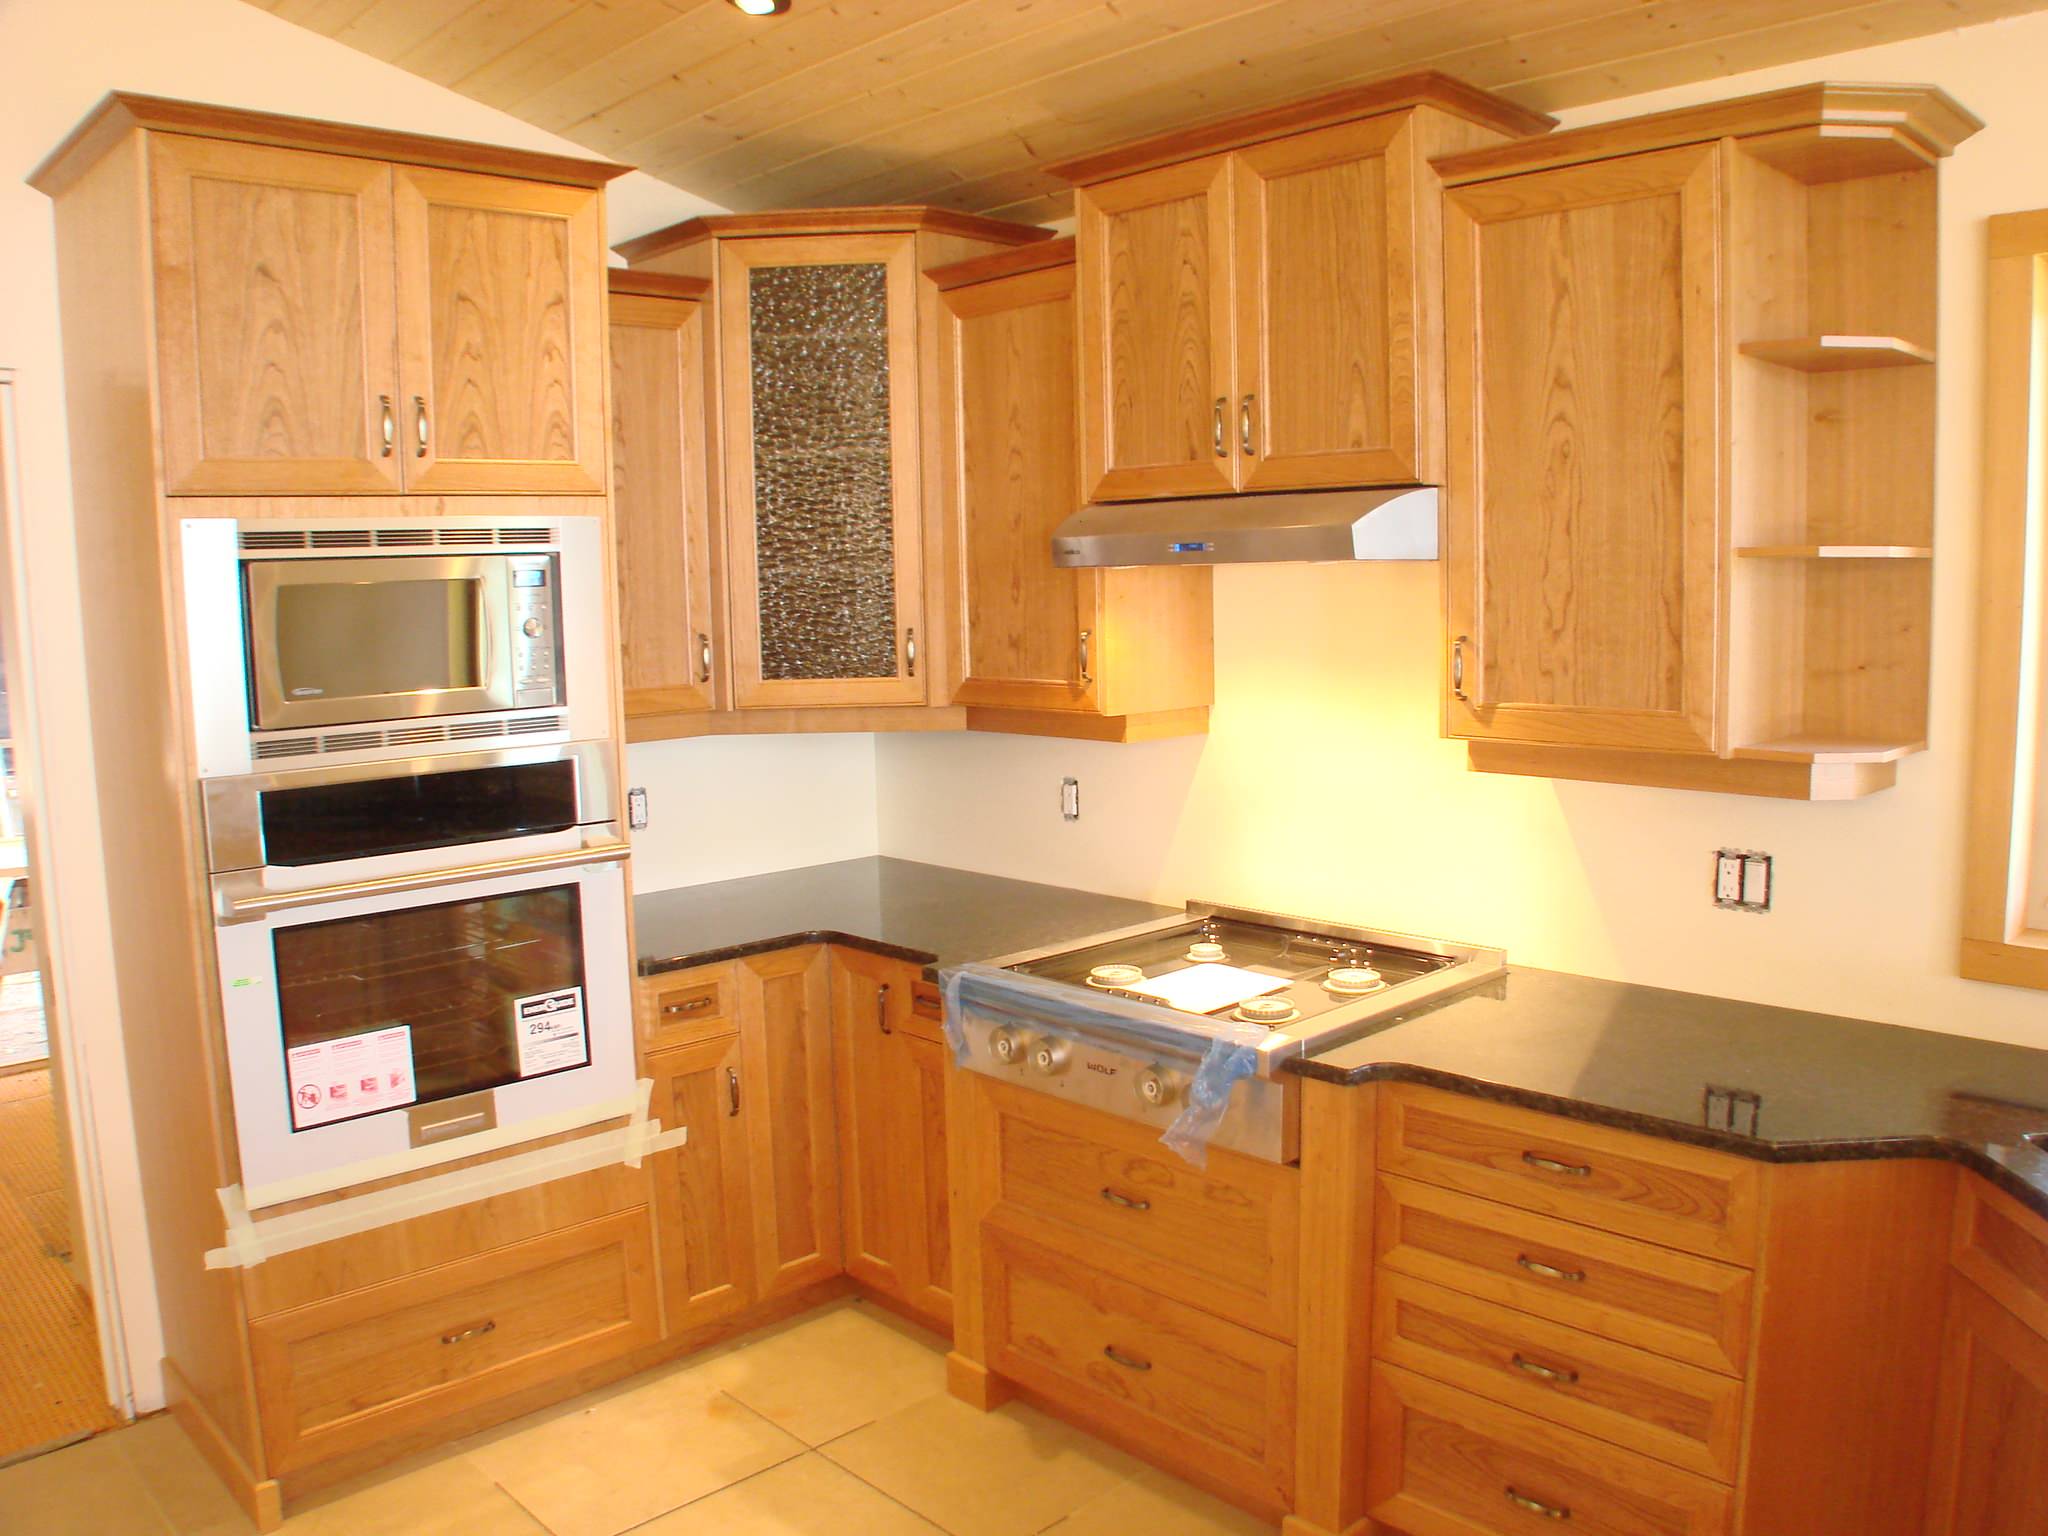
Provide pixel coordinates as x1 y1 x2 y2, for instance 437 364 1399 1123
1060 777 1080 821
627 786 649 831
1714 849 1772 912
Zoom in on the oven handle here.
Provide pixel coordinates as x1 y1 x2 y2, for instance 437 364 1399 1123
212 835 631 924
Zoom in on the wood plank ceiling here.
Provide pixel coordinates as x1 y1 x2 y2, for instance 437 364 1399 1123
246 0 2046 224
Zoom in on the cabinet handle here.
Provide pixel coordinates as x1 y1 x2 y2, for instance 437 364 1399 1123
1451 634 1470 701
379 395 395 457
877 982 892 1035
1517 1255 1586 1284
1522 1151 1593 1178
1102 1345 1152 1372
699 632 712 685
413 395 429 458
1100 1187 1150 1212
905 627 918 678
1511 1353 1580 1386
1505 1488 1571 1521
727 1066 740 1117
1079 629 1092 686
1240 394 1255 455
662 995 714 1018
441 1319 496 1346
1213 398 1227 458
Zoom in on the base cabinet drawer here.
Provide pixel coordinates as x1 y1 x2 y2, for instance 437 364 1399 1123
986 1230 1295 1511
1367 1364 1732 1536
251 1209 660 1473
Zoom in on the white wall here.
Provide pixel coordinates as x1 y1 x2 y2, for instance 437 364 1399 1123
878 11 2048 1053
0 0 729 1414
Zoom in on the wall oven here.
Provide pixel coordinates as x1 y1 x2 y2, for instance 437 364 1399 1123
204 743 635 1208
181 516 610 777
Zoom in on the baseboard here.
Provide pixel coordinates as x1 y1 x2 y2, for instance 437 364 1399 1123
164 1358 282 1533
945 1351 1015 1411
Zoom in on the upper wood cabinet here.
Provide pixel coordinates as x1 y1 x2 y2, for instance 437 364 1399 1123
609 271 719 717
929 241 1213 741
1050 74 1555 504
128 113 618 498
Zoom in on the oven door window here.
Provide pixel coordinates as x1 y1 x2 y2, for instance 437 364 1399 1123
272 884 587 1132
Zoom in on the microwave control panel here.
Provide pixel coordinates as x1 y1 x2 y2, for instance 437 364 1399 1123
510 555 563 707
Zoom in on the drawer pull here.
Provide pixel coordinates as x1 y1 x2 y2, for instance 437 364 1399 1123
1511 1353 1580 1386
1523 1151 1593 1178
662 995 715 1017
1506 1487 1571 1520
440 1320 497 1346
1100 1187 1151 1212
878 982 893 1035
1517 1255 1586 1284
1102 1345 1152 1372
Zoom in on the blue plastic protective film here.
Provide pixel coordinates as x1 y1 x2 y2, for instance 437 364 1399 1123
939 962 1266 1167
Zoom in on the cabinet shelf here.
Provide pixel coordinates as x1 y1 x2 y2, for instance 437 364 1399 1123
1738 335 1933 371
1735 545 1932 560
1732 737 1923 764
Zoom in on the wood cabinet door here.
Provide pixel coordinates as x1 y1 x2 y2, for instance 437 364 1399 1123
1076 156 1237 501
734 945 842 1298
611 290 718 716
1232 117 1420 490
148 135 401 495
646 1034 754 1336
1443 144 1724 754
1925 1279 2048 1536
939 262 1102 713
832 948 918 1300
392 167 607 494
719 234 926 708
901 1030 953 1327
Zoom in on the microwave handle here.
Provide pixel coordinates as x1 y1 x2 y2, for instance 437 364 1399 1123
212 833 630 925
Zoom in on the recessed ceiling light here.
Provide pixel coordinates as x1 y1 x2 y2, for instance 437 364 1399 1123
727 0 791 14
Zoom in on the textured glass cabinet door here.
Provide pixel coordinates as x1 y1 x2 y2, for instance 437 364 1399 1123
719 234 925 708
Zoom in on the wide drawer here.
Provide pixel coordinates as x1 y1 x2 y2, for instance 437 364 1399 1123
1373 1271 1743 1482
1379 1085 1761 1266
637 962 735 1053
1376 1176 1753 1376
987 1229 1296 1511
1367 1364 1732 1536
985 1080 1299 1339
1951 1173 2048 1340
250 1208 659 1472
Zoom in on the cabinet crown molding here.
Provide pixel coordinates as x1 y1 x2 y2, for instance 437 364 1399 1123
29 91 632 198
607 269 712 302
614 206 1055 265
1043 69 1557 187
926 237 1076 291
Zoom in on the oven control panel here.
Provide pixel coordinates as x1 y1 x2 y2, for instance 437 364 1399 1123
510 556 563 707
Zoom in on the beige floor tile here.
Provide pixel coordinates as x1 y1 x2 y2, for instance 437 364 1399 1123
114 1416 254 1536
1041 1466 1275 1536
0 1432 173 1536
277 1456 543 1536
693 1301 948 1445
820 1394 1142 1536
467 1364 804 1536
638 1452 947 1535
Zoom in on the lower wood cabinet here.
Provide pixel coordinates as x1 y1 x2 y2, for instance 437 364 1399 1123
645 1031 753 1335
1924 1278 2048 1536
733 945 842 1299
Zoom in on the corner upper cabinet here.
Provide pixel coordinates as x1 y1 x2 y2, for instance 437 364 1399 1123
1053 74 1556 504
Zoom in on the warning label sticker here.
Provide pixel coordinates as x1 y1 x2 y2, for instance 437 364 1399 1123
514 985 589 1078
286 1025 416 1131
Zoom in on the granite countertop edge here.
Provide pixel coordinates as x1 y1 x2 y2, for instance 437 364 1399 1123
639 930 944 980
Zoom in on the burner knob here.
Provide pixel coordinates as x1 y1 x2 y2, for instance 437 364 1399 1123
1028 1036 1071 1076
1135 1067 1181 1108
988 1027 1024 1066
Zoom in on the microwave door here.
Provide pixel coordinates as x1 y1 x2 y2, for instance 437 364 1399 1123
244 555 515 732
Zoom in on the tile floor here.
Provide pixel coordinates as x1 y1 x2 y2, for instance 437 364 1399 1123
0 1298 1275 1536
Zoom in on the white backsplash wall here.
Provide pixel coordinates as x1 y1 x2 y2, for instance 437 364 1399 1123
877 12 2048 1053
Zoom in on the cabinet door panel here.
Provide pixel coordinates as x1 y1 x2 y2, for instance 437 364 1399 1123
1234 117 1417 489
1077 157 1236 501
736 946 841 1297
611 289 718 715
1925 1279 2048 1536
904 1031 953 1323
394 167 607 493
720 235 925 707
834 949 915 1298
647 1034 753 1335
149 136 400 495
1444 145 1722 753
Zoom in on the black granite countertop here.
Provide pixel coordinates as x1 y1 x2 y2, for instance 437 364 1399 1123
1293 966 2048 1222
634 856 1181 981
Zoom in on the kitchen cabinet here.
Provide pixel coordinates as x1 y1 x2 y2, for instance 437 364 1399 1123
144 124 612 497
928 240 1213 742
645 1032 754 1336
1049 74 1554 504
1437 84 1979 799
734 945 842 1299
609 270 720 717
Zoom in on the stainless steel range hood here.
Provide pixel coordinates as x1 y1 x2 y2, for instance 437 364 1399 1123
1050 485 1439 568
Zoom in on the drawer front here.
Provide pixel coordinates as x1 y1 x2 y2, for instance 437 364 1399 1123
1376 1176 1753 1376
907 978 946 1045
1373 1272 1743 1482
1952 1174 2048 1341
251 1209 659 1472
987 1230 1296 1510
637 964 735 1052
986 1080 1299 1338
1367 1364 1732 1536
1379 1086 1760 1265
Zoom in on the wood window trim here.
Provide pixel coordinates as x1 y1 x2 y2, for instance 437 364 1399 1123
1963 209 2048 987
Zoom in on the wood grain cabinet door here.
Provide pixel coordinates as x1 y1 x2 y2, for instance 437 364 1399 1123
900 1029 953 1326
610 290 718 716
1924 1279 2048 1536
1443 144 1724 754
646 1034 754 1337
392 166 607 494
1076 156 1237 501
832 949 917 1301
148 135 401 495
735 945 842 1299
1232 116 1420 490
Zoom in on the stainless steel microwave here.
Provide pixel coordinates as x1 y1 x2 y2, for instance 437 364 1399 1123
181 517 610 777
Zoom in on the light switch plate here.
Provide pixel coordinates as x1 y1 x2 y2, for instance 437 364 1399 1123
1714 849 1771 912
627 786 649 831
